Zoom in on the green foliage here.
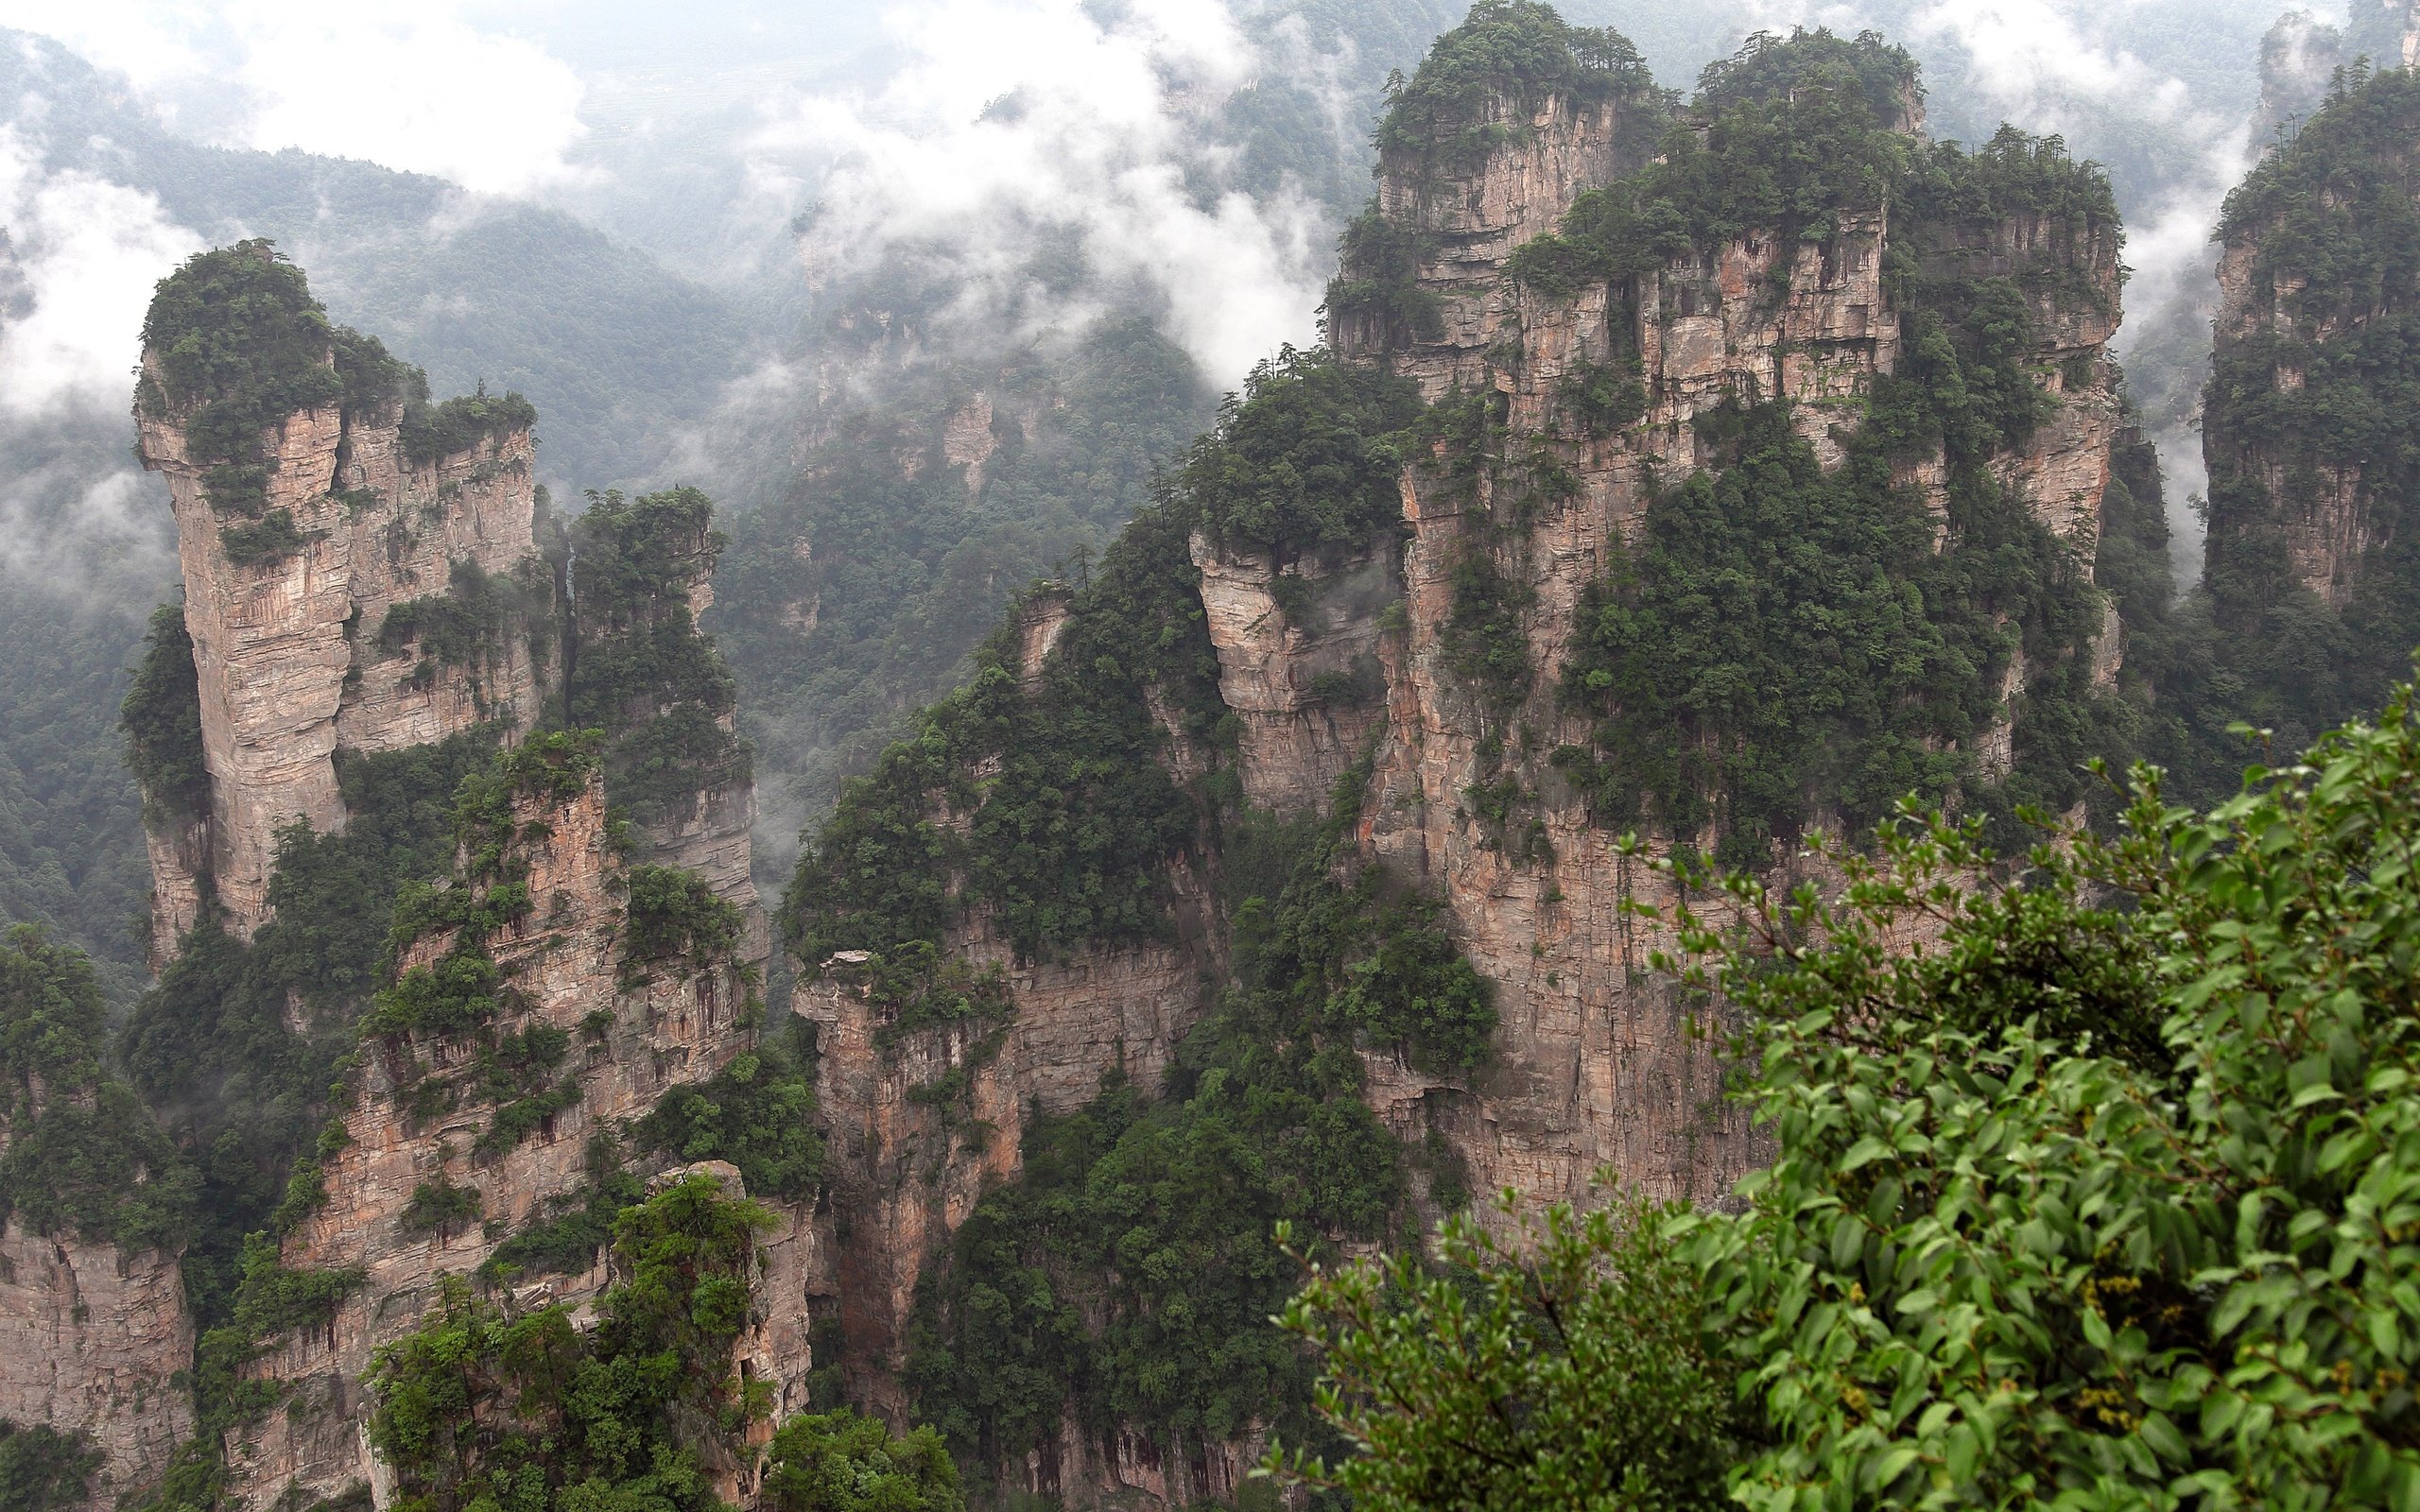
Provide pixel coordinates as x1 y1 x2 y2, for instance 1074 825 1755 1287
0 1420 102 1512
130 1235 370 1512
367 1175 775 1512
121 603 210 826
331 326 420 420
566 488 749 831
759 1409 963 1512
1323 206 1444 350
2190 64 2420 761
631 1022 823 1202
1440 553 1533 713
226 1231 367 1343
481 1138 645 1282
1555 357 1647 436
376 558 548 685
217 508 310 569
622 866 742 969
905 785 1489 1486
1506 29 1920 300
398 383 536 466
1274 1198 1740 1512
1551 120 2130 865
137 240 540 534
475 1082 581 1161
1281 666 2420 1509
0 925 196 1251
786 500 1219 968
786 341 1428 970
1179 347 1423 558
363 949 508 1038
120 730 495 1317
137 241 344 514
400 1177 484 1236
1374 0 1658 166
0 585 161 1012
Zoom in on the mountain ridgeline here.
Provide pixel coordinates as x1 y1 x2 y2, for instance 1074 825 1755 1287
780 6 2183 1501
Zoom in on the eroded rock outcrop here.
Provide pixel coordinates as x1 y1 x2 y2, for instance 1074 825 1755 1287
0 1220 195 1504
89 245 806 1512
1322 74 2127 1216
796 22 2146 1496
801 895 1214 1418
221 748 804 1511
133 247 551 944
2193 59 2420 751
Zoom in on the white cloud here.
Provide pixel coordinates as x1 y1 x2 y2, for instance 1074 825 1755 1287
0 0 590 196
1908 0 2202 128
0 125 202 416
747 0 1330 386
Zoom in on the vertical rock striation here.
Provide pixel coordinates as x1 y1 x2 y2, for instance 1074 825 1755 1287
2195 61 2420 754
86 245 804 1512
133 245 551 946
796 19 2147 1497
0 1220 195 1505
220 747 801 1512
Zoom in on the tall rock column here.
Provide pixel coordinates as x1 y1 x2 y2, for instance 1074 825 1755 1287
133 243 552 944
2197 62 2420 752
1324 42 2129 1215
217 740 805 1512
0 930 196 1509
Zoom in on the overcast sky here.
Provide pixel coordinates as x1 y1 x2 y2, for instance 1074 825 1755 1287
0 0 2320 457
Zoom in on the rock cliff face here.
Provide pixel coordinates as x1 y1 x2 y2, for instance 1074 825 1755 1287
800 901 1215 1420
2211 232 2388 610
222 759 810 1512
2194 59 2420 749
0 1222 194 1503
135 374 550 944
61 246 807 1512
800 29 2139 1496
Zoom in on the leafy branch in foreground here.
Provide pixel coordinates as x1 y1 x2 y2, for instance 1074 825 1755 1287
1276 662 2420 1511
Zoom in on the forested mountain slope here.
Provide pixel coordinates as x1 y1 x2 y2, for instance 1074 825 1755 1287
778 6 2178 1499
0 243 821 1512
707 0 1464 873
2174 57 2420 784
0 29 757 1005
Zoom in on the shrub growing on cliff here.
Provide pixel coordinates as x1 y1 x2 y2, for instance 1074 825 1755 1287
623 864 744 968
398 383 536 466
0 1422 102 1512
1374 0 1659 166
368 1174 775 1512
2185 64 2420 764
0 925 196 1252
1280 666 2420 1509
905 779 1492 1486
1179 346 1423 558
785 502 1215 968
759 1409 963 1512
137 243 342 474
1549 113 2129 865
633 1020 823 1202
1505 29 1918 299
566 487 752 830
121 602 210 827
